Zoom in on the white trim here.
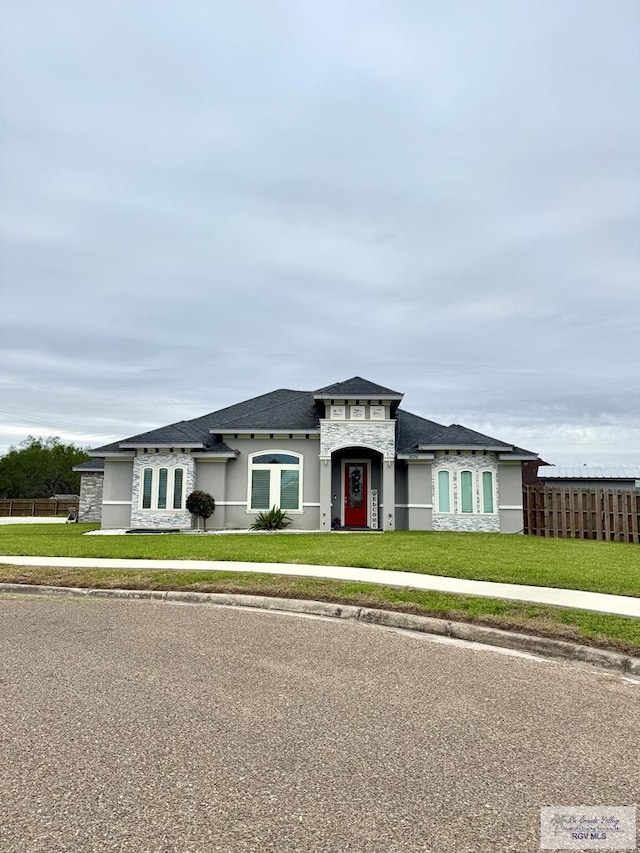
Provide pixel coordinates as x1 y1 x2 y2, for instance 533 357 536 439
95 452 135 459
192 453 237 459
247 449 303 513
435 468 454 514
479 468 497 515
326 440 388 456
139 465 187 511
498 454 537 461
102 500 132 505
215 429 320 436
458 469 476 514
419 444 510 452
341 458 372 527
395 503 433 509
121 443 203 450
499 505 523 510
215 500 321 508
313 393 403 401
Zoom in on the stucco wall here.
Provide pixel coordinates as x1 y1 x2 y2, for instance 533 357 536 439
498 462 524 533
194 460 228 529
392 464 409 529
218 437 321 529
404 462 433 531
102 460 133 528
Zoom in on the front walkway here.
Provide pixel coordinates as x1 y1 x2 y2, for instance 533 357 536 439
1 556 639 618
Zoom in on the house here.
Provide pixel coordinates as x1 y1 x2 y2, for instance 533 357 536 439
85 376 537 533
537 465 640 491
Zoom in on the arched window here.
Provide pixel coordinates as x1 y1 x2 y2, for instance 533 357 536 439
158 468 168 509
249 452 302 512
459 470 474 513
481 470 495 514
139 466 186 510
437 469 452 513
173 468 184 509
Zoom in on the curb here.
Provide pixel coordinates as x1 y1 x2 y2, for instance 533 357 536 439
2 582 639 677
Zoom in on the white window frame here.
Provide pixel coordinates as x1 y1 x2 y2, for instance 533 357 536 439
139 466 186 511
435 468 453 513
479 468 497 514
433 463 499 515
247 450 303 514
458 469 476 514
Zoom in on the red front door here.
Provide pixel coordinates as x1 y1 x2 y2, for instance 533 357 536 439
344 463 368 527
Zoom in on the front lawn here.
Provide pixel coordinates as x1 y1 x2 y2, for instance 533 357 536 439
0 524 638 597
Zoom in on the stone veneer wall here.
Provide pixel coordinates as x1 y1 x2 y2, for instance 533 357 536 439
320 420 396 458
79 472 104 522
130 451 196 529
431 452 500 533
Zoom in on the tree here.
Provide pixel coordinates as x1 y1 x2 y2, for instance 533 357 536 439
186 490 216 530
0 436 90 499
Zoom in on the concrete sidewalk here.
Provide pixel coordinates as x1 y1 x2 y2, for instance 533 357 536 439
1 555 639 618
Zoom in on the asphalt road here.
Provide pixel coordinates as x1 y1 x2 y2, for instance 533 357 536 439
1 597 638 853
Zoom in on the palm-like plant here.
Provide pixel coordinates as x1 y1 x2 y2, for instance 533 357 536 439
249 506 292 531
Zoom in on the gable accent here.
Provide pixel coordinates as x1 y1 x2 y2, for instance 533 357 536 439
313 376 403 400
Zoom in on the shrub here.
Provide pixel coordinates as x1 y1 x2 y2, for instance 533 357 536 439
186 490 216 530
250 506 293 531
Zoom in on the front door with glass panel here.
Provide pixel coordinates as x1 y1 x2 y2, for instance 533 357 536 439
344 462 368 527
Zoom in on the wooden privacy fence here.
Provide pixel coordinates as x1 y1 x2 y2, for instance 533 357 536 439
0 498 78 517
524 486 640 543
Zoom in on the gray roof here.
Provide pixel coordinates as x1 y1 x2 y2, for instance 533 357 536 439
118 418 227 448
313 376 403 399
417 423 513 450
538 465 640 480
73 457 105 472
90 378 537 458
91 388 319 454
203 389 320 431
396 409 446 454
396 412 534 457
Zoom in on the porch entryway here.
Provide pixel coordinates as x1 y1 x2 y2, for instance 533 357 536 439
324 447 384 530
343 461 368 527
319 445 395 532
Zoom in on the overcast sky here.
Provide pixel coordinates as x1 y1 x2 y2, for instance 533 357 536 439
1 1 639 465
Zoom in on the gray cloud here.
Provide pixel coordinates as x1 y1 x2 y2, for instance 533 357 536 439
1 0 639 463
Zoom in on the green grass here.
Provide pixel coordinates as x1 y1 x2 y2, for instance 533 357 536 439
2 564 639 656
0 523 638 596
